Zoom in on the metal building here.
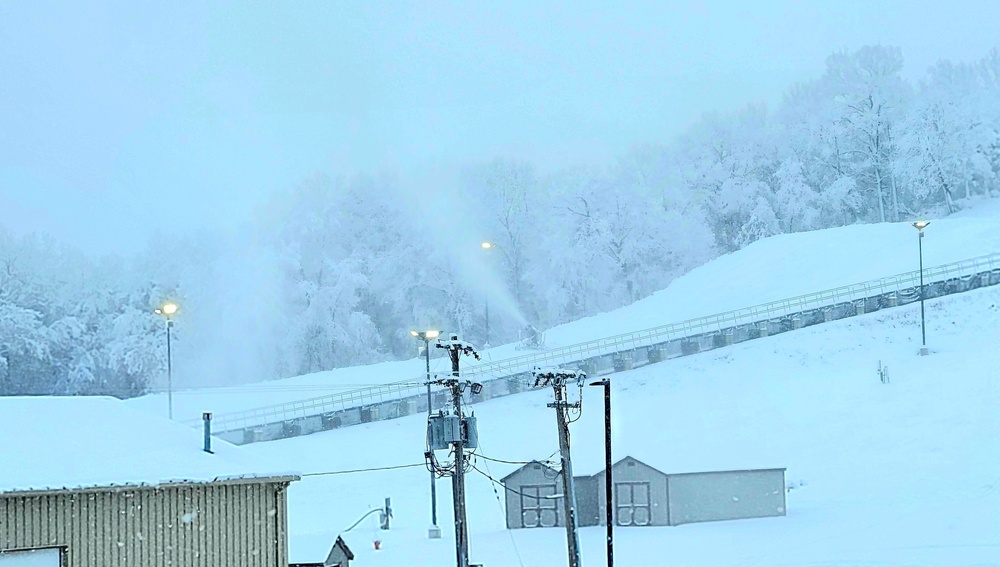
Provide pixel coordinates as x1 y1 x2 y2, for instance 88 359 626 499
664 468 786 526
0 396 299 567
1 476 296 566
503 455 786 529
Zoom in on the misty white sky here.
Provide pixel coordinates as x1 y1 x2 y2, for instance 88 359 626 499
2 1 998 254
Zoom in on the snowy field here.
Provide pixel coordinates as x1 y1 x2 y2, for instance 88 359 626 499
127 200 1000 422
247 284 1000 567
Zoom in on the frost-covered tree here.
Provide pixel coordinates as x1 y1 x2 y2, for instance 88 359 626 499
824 46 909 222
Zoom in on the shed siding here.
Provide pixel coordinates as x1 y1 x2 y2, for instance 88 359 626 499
0 481 290 567
502 464 561 529
572 476 600 528
666 469 785 525
594 459 669 527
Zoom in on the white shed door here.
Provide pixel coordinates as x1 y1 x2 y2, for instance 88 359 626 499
0 548 61 567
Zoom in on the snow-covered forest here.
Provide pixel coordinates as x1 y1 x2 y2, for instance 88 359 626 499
3 45 999 397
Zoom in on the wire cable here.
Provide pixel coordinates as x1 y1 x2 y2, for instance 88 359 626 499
473 442 527 567
476 453 560 467
301 463 425 477
469 461 562 500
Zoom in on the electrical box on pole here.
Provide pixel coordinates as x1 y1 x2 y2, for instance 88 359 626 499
462 415 478 449
427 413 477 449
424 334 483 567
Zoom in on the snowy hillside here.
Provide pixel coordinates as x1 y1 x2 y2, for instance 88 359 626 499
128 201 1000 422
246 284 1000 567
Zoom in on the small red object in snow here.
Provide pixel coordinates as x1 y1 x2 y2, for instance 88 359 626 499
373 540 382 550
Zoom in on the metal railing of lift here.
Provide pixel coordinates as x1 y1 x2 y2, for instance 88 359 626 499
199 252 1000 432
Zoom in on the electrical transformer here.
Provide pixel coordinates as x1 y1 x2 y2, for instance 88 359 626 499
463 415 478 449
427 413 478 450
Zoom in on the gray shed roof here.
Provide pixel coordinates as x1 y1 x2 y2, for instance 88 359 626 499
500 460 560 483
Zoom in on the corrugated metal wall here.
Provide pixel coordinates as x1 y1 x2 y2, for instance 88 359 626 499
0 479 291 567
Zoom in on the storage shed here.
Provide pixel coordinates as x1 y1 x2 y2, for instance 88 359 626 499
501 461 563 529
289 534 355 567
593 456 670 526
503 455 786 529
501 461 601 529
665 468 786 526
0 396 299 567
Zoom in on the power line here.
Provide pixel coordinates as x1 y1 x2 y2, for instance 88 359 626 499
476 453 559 467
474 441 526 567
469 462 562 500
301 463 425 477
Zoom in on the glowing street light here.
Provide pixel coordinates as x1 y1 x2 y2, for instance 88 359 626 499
911 221 930 355
480 242 495 347
155 302 179 419
411 328 442 539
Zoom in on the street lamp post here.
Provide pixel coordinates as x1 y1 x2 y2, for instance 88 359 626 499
411 329 442 539
481 242 494 348
154 302 179 419
912 221 930 356
589 377 613 567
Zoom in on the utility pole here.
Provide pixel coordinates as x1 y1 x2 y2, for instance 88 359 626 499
431 335 481 567
534 367 584 567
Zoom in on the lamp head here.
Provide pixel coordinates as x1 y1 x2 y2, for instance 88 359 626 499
157 303 178 317
425 330 440 339
912 220 930 231
481 241 493 250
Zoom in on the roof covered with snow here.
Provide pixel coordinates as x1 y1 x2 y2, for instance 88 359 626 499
0 396 296 494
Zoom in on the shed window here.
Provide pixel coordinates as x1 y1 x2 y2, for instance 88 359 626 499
615 482 651 526
520 484 559 528
0 548 62 566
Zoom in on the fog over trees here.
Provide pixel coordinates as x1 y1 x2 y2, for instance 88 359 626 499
3 46 999 397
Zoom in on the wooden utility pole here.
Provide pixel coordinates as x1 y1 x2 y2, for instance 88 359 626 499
534 367 584 567
553 385 582 567
435 335 481 567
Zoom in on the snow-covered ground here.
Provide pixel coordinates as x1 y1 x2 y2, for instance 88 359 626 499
127 200 1000 423
248 284 1000 566
0 396 278 493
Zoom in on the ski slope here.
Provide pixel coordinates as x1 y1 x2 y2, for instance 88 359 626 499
127 200 1000 423
246 283 1000 567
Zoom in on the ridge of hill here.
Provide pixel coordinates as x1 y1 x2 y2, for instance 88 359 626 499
126 200 1000 423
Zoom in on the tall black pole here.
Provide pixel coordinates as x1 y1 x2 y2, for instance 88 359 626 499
166 319 173 420
602 379 613 567
589 377 613 567
425 339 439 533
918 230 926 350
448 344 470 567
